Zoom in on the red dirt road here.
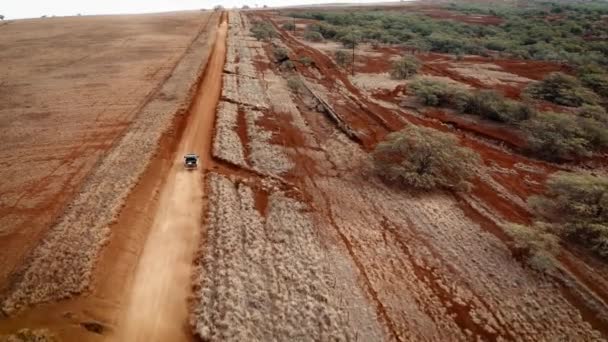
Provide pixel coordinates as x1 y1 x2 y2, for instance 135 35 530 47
111 17 228 342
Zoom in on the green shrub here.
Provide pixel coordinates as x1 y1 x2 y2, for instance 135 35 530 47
504 223 559 273
304 30 324 42
525 72 600 107
337 30 361 49
522 112 591 160
577 116 608 148
529 171 608 258
390 55 421 79
307 23 337 39
578 104 608 123
273 47 289 62
282 22 296 31
287 75 305 94
334 50 352 67
251 21 276 41
409 78 468 109
463 90 535 123
579 68 608 98
373 125 481 191
298 56 313 66
524 109 608 160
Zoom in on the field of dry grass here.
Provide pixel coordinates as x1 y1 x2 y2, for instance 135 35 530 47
0 10 217 314
191 9 608 341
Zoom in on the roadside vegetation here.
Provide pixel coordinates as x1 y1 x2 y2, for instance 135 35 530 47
373 125 480 191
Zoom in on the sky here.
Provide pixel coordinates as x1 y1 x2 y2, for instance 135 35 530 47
2 0 398 19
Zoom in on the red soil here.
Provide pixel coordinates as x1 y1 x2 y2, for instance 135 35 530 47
354 46 568 101
423 109 526 148
256 11 608 339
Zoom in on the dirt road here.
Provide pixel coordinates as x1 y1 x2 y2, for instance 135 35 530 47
111 16 228 342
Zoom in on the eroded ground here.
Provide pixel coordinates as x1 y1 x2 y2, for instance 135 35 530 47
190 10 608 341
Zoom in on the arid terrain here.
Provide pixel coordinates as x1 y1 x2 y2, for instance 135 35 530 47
1 1 608 341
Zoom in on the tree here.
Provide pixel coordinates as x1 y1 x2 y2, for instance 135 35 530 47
522 112 590 160
242 5 250 9
522 111 608 160
338 30 361 49
282 22 295 31
0 15 5 20
390 55 421 79
463 90 535 123
304 31 324 42
504 223 560 273
334 50 351 67
409 78 468 109
525 72 600 107
213 5 224 11
579 68 608 98
273 47 289 63
529 171 608 258
251 21 276 41
578 104 608 123
373 125 481 191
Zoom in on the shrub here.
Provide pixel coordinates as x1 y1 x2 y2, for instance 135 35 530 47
273 47 289 62
463 90 535 123
287 76 305 94
282 22 295 31
390 55 421 79
577 116 608 149
280 60 295 72
304 31 324 42
409 78 468 109
579 68 608 98
578 104 608 123
372 125 481 191
251 21 276 41
522 112 591 160
338 30 361 49
529 171 608 258
334 50 352 67
298 56 313 66
525 72 600 106
504 223 559 273
307 23 337 39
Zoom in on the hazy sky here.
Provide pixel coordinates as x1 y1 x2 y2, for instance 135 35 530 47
2 0 396 19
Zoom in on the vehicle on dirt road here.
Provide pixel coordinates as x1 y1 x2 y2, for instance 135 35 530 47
184 153 199 169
